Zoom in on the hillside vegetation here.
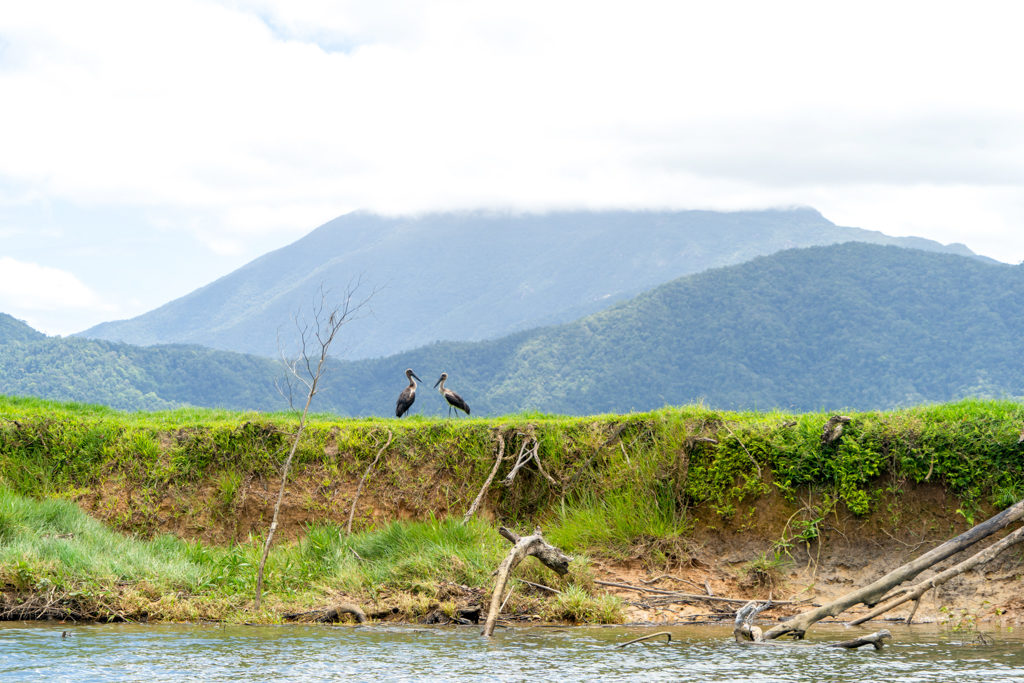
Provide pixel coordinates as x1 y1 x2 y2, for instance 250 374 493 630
321 242 1024 415
1 395 1022 623
3 243 1022 415
79 208 980 359
0 327 285 412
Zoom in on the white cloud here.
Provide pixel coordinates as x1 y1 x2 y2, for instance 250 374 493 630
0 257 102 309
1 0 1024 336
0 257 119 334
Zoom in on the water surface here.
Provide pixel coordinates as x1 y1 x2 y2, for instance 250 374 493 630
2 622 1022 682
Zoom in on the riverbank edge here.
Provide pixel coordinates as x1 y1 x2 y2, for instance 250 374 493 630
2 396 1023 627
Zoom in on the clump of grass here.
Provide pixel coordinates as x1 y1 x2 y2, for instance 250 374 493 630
547 491 692 561
540 584 623 624
741 551 786 591
342 515 504 592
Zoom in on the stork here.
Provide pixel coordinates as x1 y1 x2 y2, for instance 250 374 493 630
395 368 424 417
433 372 470 417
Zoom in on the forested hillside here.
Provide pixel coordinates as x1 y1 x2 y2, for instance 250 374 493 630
318 243 1024 415
4 243 1021 415
0 325 285 412
78 208 980 360
0 314 45 344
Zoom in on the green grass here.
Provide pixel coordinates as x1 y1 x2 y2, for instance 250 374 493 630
0 485 624 624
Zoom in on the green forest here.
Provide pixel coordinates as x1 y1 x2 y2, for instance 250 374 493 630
3 243 1023 416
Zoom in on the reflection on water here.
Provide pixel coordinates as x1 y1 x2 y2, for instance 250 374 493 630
1 622 1023 682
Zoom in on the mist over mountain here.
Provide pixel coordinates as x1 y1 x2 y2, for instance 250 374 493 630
77 208 980 360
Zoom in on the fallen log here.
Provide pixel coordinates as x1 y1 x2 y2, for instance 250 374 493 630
482 527 571 637
848 524 1024 626
760 498 1024 640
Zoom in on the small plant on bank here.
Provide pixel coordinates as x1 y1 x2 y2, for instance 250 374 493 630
541 584 624 624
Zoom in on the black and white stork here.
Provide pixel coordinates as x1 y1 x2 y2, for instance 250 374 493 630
395 368 424 417
433 372 470 417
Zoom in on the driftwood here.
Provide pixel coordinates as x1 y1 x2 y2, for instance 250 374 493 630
759 498 1024 640
594 580 802 608
482 527 571 637
848 524 1024 626
284 602 368 623
463 432 505 524
831 630 892 650
821 415 852 445
734 601 890 649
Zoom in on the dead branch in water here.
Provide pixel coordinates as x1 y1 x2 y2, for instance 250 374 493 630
346 429 393 535
617 632 672 648
482 527 571 637
284 602 368 624
734 601 890 649
830 630 892 650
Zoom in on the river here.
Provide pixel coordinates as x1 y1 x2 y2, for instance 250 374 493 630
2 622 1023 682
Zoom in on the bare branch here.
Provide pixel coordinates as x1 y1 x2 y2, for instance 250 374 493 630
463 432 506 524
346 429 394 535
255 279 375 610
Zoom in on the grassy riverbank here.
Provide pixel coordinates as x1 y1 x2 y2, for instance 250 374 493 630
0 488 615 623
2 395 1023 624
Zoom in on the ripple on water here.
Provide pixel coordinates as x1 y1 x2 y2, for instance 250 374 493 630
1 623 1023 682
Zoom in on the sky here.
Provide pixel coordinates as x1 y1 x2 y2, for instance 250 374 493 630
2 0 1023 336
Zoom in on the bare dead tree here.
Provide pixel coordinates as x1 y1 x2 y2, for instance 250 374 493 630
255 280 374 610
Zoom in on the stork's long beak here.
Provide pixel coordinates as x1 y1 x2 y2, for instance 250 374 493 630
411 372 423 383
433 376 442 388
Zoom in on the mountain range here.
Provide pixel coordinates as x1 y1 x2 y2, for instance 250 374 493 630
78 208 980 360
4 239 1021 415
316 242 1024 416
